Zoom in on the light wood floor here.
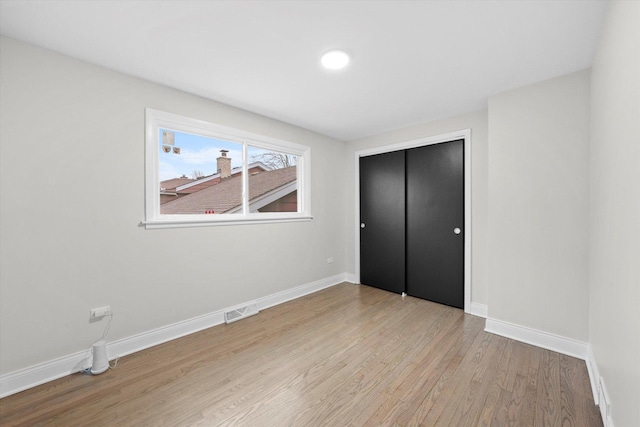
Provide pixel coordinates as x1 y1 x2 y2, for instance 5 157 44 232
0 283 602 426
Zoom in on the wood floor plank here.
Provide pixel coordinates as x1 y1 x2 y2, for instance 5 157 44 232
0 284 602 427
560 353 580 426
536 349 561 426
367 319 467 425
347 308 462 426
361 311 470 425
475 337 515 425
413 317 488 425
289 298 447 426
559 354 602 427
449 334 509 426
420 328 500 426
520 345 543 426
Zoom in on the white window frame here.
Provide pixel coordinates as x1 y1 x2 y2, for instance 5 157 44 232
142 108 312 229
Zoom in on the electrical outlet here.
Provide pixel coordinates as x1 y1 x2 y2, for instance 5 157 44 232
90 306 111 319
327 257 334 264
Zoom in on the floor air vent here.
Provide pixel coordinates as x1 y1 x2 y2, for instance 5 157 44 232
224 302 259 324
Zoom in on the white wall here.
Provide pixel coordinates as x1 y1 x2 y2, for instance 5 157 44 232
344 110 489 307
487 70 591 341
0 36 347 375
589 1 640 425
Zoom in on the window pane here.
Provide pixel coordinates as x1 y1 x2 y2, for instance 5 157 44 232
159 129 243 215
247 146 298 213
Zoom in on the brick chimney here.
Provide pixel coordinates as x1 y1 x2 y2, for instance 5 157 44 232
217 150 231 178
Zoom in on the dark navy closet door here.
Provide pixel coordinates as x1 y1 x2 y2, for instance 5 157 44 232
406 140 464 308
359 150 405 294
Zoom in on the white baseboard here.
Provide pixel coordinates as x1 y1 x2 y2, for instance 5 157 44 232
255 273 349 311
0 273 348 398
0 350 92 399
484 318 589 360
586 344 600 405
586 344 616 427
485 319 618 427
485 319 618 426
484 318 612 422
468 302 488 318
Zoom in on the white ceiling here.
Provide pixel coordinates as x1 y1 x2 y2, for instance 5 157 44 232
0 0 608 141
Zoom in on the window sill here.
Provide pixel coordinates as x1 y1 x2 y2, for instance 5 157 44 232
140 215 313 230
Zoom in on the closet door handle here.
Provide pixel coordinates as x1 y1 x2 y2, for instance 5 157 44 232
361 223 366 229
454 227 461 235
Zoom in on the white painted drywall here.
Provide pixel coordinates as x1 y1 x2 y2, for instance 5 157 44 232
589 1 640 425
344 110 489 307
0 36 347 374
487 70 591 341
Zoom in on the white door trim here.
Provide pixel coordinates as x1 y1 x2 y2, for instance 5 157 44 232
354 129 472 313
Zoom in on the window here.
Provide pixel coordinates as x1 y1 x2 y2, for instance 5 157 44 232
144 109 311 229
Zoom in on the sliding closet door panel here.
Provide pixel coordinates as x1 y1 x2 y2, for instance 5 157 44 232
360 151 405 294
406 140 464 308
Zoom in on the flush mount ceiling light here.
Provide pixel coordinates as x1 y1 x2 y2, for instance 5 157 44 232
321 49 350 70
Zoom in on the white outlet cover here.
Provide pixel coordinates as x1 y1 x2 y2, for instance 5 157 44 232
90 306 111 318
